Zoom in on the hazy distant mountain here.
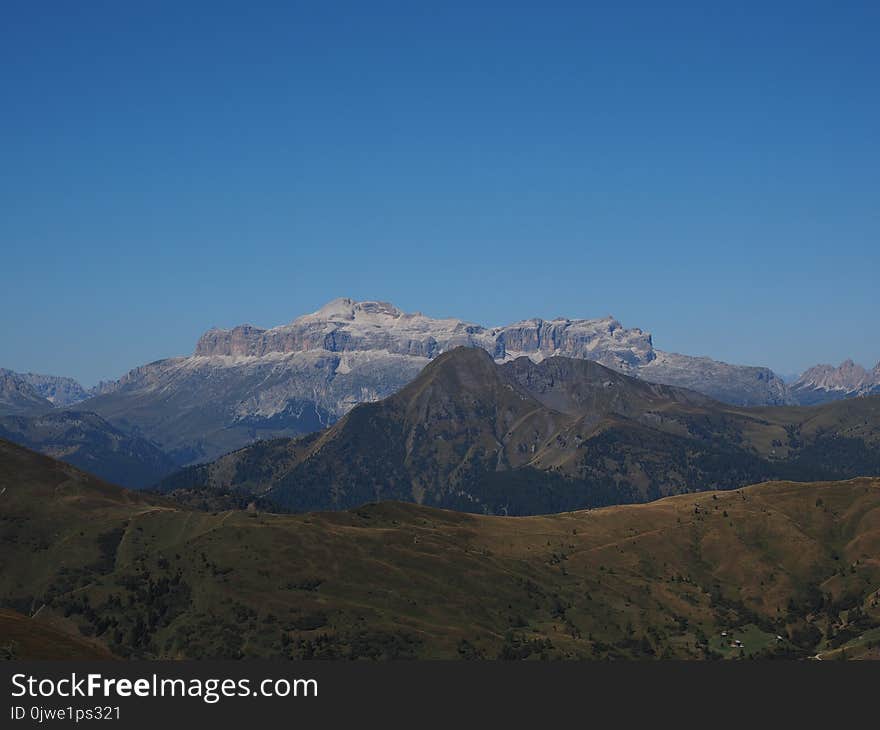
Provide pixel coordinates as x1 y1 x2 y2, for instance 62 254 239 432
0 369 53 416
791 359 880 405
78 298 791 465
0 368 90 415
16 372 89 406
160 348 880 514
0 410 177 488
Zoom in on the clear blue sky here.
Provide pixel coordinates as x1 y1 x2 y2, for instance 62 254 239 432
2 1 878 385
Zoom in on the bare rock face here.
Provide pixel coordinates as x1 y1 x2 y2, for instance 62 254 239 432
639 352 790 407
79 347 426 465
791 359 880 405
194 298 498 359
797 360 869 391
494 317 655 369
77 298 793 465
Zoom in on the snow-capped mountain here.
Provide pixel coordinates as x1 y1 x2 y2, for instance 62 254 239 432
790 359 880 405
79 298 791 465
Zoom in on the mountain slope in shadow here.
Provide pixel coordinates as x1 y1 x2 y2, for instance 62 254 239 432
160 348 880 514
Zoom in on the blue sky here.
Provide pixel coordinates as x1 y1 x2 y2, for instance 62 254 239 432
2 1 878 385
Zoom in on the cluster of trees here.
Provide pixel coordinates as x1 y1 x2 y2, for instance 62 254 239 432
282 630 422 660
48 567 192 658
497 631 555 660
0 641 18 660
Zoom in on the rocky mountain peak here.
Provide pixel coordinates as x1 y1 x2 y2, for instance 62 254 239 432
496 314 655 370
0 370 90 415
795 360 870 391
304 297 405 322
790 357 880 405
189 298 663 368
0 369 53 416
193 298 494 359
17 372 89 406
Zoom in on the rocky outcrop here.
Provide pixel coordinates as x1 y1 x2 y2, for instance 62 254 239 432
495 316 655 369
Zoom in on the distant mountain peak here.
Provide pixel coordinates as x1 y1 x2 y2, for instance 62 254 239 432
0 368 91 415
0 409 176 489
17 372 89 406
305 297 406 322
194 298 493 359
796 360 870 390
791 358 880 405
0 369 52 416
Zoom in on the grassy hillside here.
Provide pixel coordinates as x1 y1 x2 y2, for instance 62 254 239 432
0 609 115 660
2 439 879 660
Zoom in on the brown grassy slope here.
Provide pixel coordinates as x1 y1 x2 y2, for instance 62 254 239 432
0 438 171 612
2 439 879 659
0 608 115 660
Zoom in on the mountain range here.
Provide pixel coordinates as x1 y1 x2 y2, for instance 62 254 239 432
0 369 55 416
0 410 177 488
26 298 795 466
1 299 877 487
791 359 880 405
3 438 879 660
161 347 880 515
0 369 89 414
